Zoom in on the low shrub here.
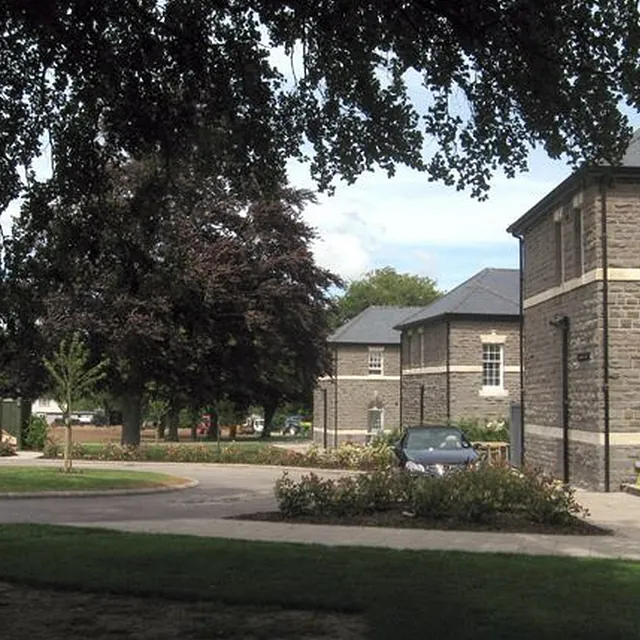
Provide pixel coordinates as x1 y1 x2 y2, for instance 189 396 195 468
274 471 405 517
369 428 403 447
274 464 589 526
457 418 510 442
42 440 62 458
24 415 49 451
41 441 393 471
409 476 454 520
42 440 87 459
0 440 17 457
303 442 395 471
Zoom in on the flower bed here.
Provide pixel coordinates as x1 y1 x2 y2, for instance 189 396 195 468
245 464 607 535
0 440 17 457
42 440 395 471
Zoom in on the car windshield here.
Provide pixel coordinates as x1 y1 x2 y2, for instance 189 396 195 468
404 428 466 451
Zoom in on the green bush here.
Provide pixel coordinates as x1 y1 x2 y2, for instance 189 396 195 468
274 471 405 517
369 428 403 447
0 440 17 456
274 464 589 526
42 440 62 458
409 476 454 519
457 418 510 442
274 472 316 516
24 415 49 451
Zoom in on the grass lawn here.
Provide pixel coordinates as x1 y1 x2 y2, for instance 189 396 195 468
0 524 638 640
0 467 188 492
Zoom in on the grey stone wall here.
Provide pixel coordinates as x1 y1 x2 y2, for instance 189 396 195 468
313 381 335 446
334 344 401 377
523 283 604 433
449 320 520 367
403 322 446 369
520 178 640 489
313 343 402 446
401 318 521 426
450 372 520 421
607 180 640 269
402 373 447 426
608 281 640 434
523 183 601 299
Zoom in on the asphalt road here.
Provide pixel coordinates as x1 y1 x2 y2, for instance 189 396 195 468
0 459 323 524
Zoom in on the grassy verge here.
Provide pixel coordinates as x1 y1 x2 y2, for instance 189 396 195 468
0 524 638 640
0 467 188 492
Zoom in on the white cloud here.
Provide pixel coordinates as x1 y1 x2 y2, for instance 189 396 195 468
311 233 371 280
290 159 567 279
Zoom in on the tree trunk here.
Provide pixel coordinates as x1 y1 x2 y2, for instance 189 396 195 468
207 408 218 440
189 406 199 441
260 402 277 439
157 417 166 441
120 394 143 446
166 407 180 442
63 416 73 473
18 399 32 451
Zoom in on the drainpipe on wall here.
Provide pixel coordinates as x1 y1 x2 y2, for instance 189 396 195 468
446 318 451 423
550 314 571 484
333 346 339 449
322 388 328 449
600 175 611 492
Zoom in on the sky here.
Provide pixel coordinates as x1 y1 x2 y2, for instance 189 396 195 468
289 152 570 292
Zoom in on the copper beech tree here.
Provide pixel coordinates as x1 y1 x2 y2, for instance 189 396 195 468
5 156 338 445
1 0 639 212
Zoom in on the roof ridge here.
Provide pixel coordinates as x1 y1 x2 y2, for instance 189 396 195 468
474 281 519 305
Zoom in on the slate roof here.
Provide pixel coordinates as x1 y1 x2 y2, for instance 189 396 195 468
508 129 640 235
328 306 423 345
394 268 520 330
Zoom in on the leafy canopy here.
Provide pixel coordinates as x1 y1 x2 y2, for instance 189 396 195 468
1 1 639 207
333 267 440 327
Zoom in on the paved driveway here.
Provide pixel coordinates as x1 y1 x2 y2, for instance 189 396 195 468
0 458 309 524
3 457 640 559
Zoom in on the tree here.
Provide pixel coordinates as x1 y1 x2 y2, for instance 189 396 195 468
333 267 441 327
232 193 339 436
6 152 338 445
1 1 639 212
44 333 109 472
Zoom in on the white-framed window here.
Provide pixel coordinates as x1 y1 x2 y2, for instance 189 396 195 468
366 407 384 442
482 343 504 388
368 348 384 375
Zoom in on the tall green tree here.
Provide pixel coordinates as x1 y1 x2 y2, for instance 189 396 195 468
6 153 338 445
1 1 639 211
333 267 441 327
44 333 109 472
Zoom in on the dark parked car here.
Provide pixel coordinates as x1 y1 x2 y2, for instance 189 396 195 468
282 415 302 435
393 425 479 476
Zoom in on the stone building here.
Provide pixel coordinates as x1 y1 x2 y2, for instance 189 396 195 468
313 306 420 446
395 269 521 426
507 130 640 490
